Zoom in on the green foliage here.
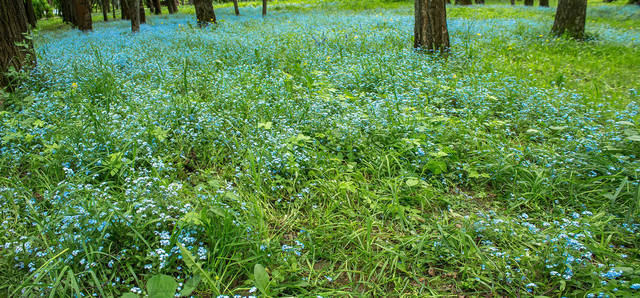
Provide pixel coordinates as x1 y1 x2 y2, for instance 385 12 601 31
32 0 53 19
3 1 640 298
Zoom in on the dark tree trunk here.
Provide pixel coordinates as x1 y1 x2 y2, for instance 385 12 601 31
153 0 161 14
1 0 34 89
61 0 77 24
455 0 472 4
551 0 587 39
511 0 515 4
74 0 92 31
233 0 239 16
24 0 37 27
414 0 449 52
540 0 549 6
112 0 116 18
524 0 533 5
475 0 484 3
262 0 266 16
127 0 140 32
194 0 215 26
139 0 146 23
101 0 109 21
121 0 130 19
167 0 178 13
628 0 639 4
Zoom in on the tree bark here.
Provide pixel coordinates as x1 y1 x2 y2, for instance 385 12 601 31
524 0 534 5
73 0 92 31
475 0 484 3
153 0 161 14
127 0 140 32
414 0 449 52
1 0 34 89
112 0 116 18
540 0 549 6
24 0 37 27
194 0 215 26
455 0 472 4
122 0 130 19
262 0 267 16
139 0 146 23
551 0 587 39
233 0 239 16
61 0 77 24
101 0 109 21
167 0 178 14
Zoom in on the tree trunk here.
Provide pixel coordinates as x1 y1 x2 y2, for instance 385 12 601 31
24 0 37 27
233 0 239 16
101 0 109 21
540 0 549 6
551 0 587 39
1 0 34 89
61 0 77 24
153 0 161 14
262 0 267 16
524 0 534 5
414 0 449 52
167 0 178 14
74 0 92 31
112 0 116 18
122 0 130 19
455 0 472 4
628 0 639 4
194 0 215 26
139 0 146 23
128 0 140 32
475 0 484 3
510 0 515 4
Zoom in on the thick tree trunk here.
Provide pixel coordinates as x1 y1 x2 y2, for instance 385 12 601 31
524 0 534 5
414 0 450 52
128 0 140 32
262 0 267 16
24 0 37 27
540 0 549 6
139 0 146 23
455 0 472 4
74 0 92 31
61 0 77 24
475 0 484 3
233 0 239 16
153 0 161 14
112 0 116 18
1 0 34 89
194 0 215 26
122 0 130 19
101 0 109 21
551 0 587 39
167 0 178 14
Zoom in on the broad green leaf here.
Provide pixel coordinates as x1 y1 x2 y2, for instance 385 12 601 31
406 178 420 187
179 274 201 297
627 135 640 142
258 122 272 130
121 294 138 298
147 274 177 298
254 263 270 295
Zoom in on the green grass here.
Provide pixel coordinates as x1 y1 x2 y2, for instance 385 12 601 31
2 1 640 297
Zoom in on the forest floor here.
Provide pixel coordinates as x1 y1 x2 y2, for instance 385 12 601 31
1 1 640 297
